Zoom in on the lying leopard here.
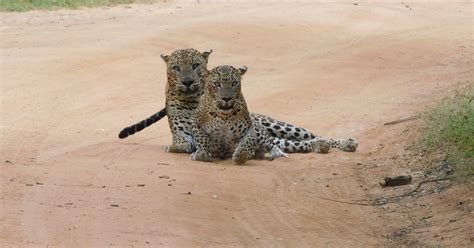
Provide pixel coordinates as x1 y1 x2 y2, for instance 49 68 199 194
118 48 358 155
193 65 292 164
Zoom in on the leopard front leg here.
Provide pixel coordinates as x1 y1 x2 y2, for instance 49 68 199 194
166 129 194 153
232 128 257 165
190 124 213 162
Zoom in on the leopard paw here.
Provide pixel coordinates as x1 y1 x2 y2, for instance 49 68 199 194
232 149 254 165
314 139 330 154
341 138 358 152
191 149 213 162
166 143 193 153
268 147 288 161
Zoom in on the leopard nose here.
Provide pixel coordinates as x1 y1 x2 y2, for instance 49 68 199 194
222 97 232 102
182 79 194 87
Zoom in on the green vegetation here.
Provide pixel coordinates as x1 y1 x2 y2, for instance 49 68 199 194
419 83 474 183
0 0 157 12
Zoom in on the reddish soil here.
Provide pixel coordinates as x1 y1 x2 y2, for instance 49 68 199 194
1 1 473 247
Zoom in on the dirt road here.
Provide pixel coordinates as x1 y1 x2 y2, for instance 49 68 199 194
1 1 473 247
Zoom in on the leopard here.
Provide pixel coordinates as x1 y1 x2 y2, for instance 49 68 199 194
118 48 358 155
191 65 286 164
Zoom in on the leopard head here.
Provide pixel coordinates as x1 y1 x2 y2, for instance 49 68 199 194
206 65 247 112
161 48 212 99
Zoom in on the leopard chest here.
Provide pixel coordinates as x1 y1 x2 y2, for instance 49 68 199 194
203 113 251 158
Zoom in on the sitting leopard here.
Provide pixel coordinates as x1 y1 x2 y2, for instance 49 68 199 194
118 48 358 154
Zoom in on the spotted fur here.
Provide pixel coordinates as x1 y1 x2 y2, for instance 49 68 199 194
159 48 212 153
192 65 287 164
118 48 358 154
251 113 358 152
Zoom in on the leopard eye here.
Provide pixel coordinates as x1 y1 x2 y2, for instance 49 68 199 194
213 81 221 88
172 65 180 72
192 63 200 70
232 81 239 87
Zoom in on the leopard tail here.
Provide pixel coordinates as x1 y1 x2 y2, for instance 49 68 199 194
118 108 167 139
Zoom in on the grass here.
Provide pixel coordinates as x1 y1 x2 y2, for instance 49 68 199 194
418 83 474 183
0 0 158 12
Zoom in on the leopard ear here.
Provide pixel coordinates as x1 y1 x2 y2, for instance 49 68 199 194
160 54 169 62
239 66 247 76
202 49 213 63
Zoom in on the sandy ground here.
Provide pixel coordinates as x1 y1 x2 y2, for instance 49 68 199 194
1 1 473 247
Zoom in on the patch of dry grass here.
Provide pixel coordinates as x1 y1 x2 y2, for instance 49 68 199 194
0 0 161 12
